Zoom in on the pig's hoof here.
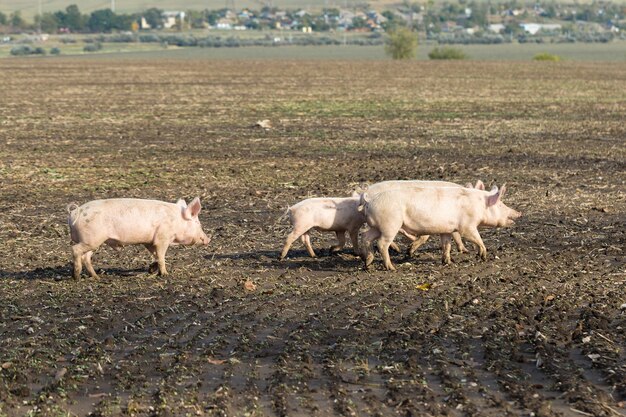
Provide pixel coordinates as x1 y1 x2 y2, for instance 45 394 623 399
389 243 401 254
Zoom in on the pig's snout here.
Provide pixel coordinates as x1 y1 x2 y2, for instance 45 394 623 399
200 234 212 245
507 209 522 225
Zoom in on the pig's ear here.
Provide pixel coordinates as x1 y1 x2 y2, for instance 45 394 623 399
189 197 202 217
176 198 187 208
486 186 500 207
183 197 202 219
475 180 485 190
351 190 360 198
357 192 369 212
500 183 507 199
464 182 473 189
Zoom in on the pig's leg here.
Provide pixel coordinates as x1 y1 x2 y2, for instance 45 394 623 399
82 251 98 278
144 244 159 273
330 231 346 253
452 232 468 253
389 241 402 253
301 233 317 258
408 235 430 256
463 228 487 260
361 227 381 267
378 234 397 271
154 243 170 276
72 243 96 279
440 234 452 264
280 228 307 260
348 228 360 255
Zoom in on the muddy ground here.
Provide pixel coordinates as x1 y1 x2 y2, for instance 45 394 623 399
0 58 624 417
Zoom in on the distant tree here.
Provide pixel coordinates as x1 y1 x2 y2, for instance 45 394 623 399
206 10 221 26
0 11 7 25
542 2 557 18
468 2 488 27
187 10 206 28
312 17 330 31
54 5 86 32
429 46 468 59
381 10 405 32
10 11 26 29
503 21 523 35
299 14 314 30
116 14 135 30
323 8 340 18
385 28 418 59
88 9 117 32
65 5 86 31
35 13 60 33
352 16 367 29
143 8 163 29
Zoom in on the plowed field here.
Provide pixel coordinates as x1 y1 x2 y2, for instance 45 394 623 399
0 58 624 416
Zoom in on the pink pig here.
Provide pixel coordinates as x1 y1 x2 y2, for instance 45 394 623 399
280 194 364 260
361 184 521 270
67 198 211 279
361 179 486 255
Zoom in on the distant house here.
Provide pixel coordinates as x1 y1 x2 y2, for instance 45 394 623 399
216 18 233 30
488 23 505 33
140 17 151 29
162 11 185 29
520 23 561 34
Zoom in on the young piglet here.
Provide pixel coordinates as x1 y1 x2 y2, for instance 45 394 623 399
361 185 521 270
67 197 211 279
280 194 365 260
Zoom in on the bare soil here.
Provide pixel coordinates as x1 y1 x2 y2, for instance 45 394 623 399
0 58 624 417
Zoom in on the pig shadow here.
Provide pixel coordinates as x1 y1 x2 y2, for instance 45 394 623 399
0 264 151 281
0 265 73 281
208 249 363 271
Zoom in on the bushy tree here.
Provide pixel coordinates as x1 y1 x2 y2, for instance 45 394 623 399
352 16 367 29
385 28 418 60
35 13 59 33
10 11 26 29
381 10 406 32
55 5 87 32
66 5 86 31
0 11 7 25
428 46 468 59
87 9 132 32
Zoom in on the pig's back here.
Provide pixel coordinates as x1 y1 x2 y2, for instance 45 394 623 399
367 180 461 196
74 199 179 243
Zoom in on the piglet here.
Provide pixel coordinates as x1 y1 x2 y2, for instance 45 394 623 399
67 197 211 279
280 194 365 260
361 185 521 270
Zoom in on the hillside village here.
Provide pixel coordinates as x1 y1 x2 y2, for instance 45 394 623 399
1 1 624 44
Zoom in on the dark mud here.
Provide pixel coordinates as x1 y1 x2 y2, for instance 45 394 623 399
0 59 624 416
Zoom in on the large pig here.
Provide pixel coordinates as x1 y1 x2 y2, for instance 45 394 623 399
280 194 365 260
67 197 211 279
361 184 521 270
360 180 486 255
